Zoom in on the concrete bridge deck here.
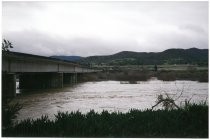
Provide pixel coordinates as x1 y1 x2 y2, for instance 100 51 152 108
2 51 100 98
2 51 96 73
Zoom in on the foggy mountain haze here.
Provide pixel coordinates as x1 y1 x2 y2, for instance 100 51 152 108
2 1 208 57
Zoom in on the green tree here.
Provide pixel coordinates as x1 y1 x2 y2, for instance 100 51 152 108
2 39 13 52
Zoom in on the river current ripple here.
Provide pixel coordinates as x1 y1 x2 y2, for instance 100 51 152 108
13 79 208 121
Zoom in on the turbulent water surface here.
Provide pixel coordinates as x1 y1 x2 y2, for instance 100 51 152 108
13 78 208 121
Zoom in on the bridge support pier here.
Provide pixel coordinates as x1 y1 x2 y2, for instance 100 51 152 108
19 72 63 89
2 73 16 98
77 73 83 82
63 73 78 85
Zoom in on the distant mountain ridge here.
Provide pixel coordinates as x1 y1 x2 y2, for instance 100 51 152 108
50 56 83 62
50 48 208 66
80 48 208 66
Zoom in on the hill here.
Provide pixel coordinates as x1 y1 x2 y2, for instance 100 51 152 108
50 56 83 62
79 48 208 66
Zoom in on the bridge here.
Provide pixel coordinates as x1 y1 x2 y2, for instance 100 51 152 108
2 51 99 98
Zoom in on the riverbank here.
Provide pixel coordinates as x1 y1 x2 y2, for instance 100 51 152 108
82 69 208 82
3 103 208 138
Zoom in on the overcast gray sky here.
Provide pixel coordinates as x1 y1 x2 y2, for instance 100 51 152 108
2 1 208 57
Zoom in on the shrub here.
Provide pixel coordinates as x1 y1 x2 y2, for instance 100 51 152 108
2 104 208 138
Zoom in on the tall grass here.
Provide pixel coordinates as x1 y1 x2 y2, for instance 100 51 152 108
3 103 208 138
82 70 208 82
156 70 208 82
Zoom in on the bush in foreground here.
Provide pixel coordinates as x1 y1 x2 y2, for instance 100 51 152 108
2 103 208 138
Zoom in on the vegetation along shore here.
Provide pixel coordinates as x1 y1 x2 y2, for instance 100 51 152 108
2 102 208 138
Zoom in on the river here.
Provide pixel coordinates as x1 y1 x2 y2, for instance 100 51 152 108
13 78 208 121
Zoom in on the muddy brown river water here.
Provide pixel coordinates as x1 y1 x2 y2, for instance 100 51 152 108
13 78 208 121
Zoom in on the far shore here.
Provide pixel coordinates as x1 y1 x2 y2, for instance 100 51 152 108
80 66 208 82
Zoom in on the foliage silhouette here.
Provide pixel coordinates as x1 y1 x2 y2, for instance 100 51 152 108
2 39 13 52
2 103 208 138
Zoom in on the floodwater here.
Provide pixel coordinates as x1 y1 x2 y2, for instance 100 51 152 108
13 78 208 121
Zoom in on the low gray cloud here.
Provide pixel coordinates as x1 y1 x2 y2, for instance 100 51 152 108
2 1 208 57
3 30 127 56
4 29 208 57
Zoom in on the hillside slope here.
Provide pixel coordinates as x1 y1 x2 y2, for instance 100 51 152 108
80 48 208 65
50 56 83 62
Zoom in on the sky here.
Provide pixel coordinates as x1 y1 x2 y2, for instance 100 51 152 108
2 1 209 57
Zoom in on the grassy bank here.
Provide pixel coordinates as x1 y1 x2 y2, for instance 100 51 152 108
82 69 208 82
156 70 208 82
3 103 208 138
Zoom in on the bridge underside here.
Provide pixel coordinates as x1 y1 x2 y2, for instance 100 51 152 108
2 72 84 98
2 52 99 98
